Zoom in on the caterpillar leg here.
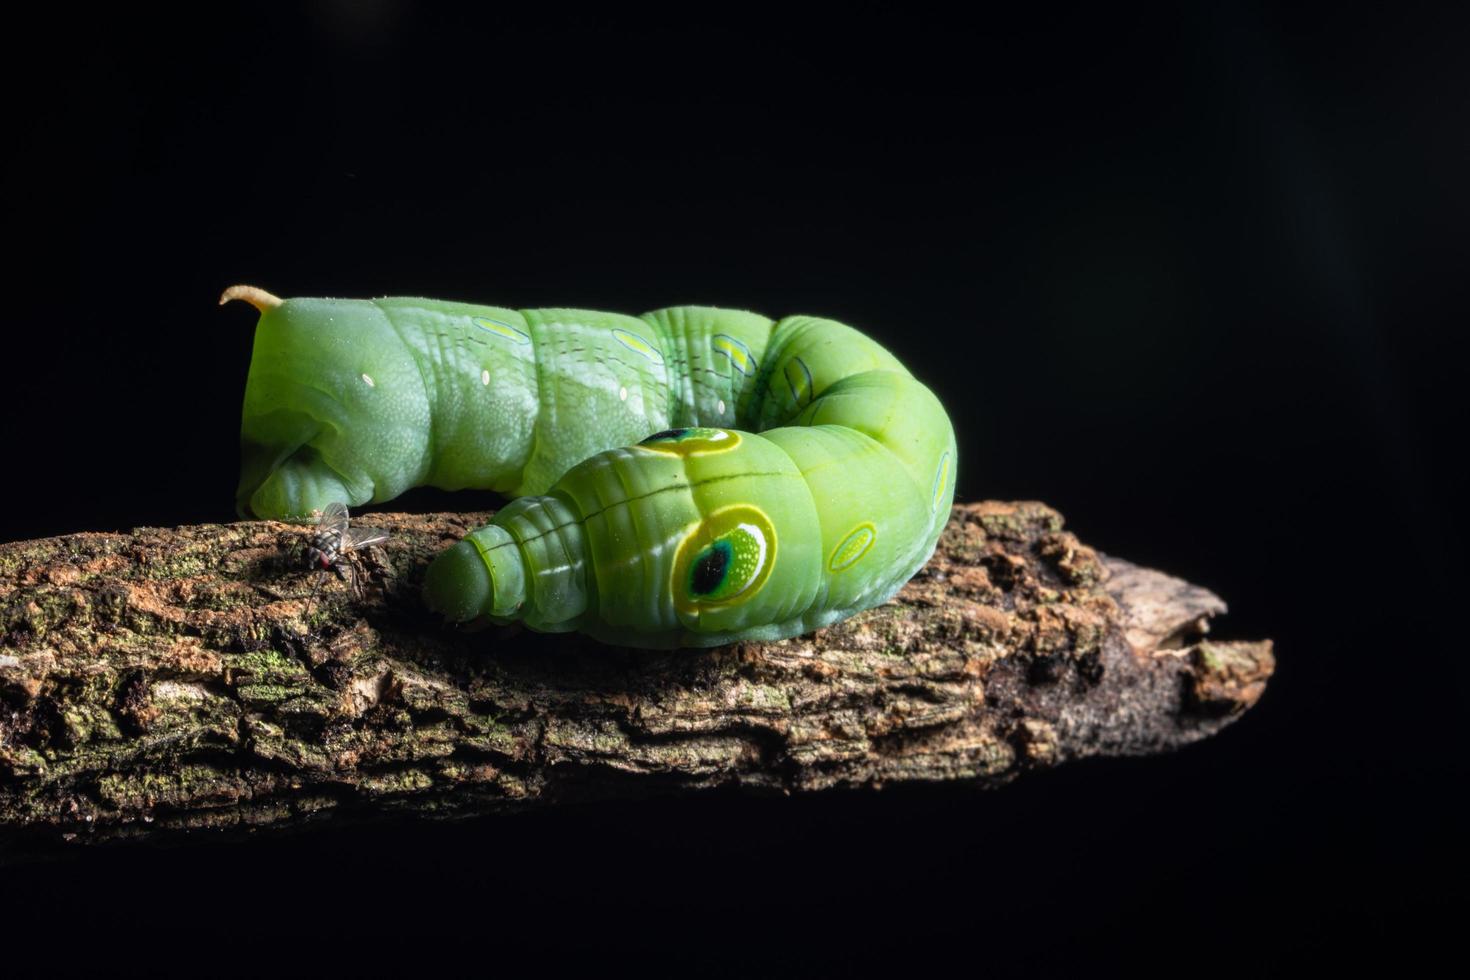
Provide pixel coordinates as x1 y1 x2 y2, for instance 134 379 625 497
239 443 358 522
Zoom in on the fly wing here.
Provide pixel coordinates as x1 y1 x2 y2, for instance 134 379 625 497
317 501 350 535
342 526 391 551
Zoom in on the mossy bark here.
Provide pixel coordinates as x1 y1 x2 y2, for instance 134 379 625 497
0 502 1272 844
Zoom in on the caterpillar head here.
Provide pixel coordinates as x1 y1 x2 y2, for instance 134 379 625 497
422 525 527 623
226 286 431 520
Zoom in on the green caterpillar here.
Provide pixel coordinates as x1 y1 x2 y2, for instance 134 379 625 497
226 285 956 649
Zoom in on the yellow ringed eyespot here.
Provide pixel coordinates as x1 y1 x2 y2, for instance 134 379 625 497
671 505 777 613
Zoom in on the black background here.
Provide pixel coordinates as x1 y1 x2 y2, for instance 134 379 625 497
2 2 1463 975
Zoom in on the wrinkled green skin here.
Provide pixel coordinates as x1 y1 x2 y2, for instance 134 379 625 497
238 297 956 648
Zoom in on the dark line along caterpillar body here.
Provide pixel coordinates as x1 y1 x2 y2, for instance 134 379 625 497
226 285 956 649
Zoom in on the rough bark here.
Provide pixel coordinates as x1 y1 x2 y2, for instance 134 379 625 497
0 502 1272 845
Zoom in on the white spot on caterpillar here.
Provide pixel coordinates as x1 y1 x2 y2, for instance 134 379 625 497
718 399 726 415
482 369 491 385
361 373 375 387
619 386 629 401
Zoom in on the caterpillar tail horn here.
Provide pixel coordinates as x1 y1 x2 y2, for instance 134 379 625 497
219 284 284 312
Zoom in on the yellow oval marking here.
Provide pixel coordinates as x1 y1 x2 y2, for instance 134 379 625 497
784 356 813 407
828 523 876 572
612 327 665 365
931 451 951 511
712 334 757 376
471 315 531 345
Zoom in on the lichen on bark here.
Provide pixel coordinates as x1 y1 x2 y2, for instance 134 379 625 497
0 502 1272 844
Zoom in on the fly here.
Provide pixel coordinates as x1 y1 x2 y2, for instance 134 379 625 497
304 502 390 608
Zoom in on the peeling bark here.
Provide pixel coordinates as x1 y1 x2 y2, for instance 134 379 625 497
0 502 1272 844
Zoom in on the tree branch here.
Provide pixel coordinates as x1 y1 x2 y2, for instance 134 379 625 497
0 502 1272 844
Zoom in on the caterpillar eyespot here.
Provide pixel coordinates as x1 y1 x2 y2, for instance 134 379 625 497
672 505 776 615
229 290 956 648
